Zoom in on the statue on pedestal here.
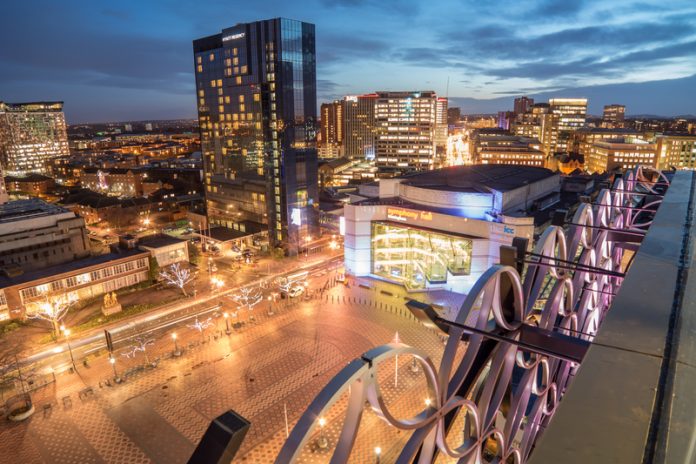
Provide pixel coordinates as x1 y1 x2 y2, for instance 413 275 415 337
102 291 122 316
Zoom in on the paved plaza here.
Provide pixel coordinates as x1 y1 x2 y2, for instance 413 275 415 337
0 279 465 463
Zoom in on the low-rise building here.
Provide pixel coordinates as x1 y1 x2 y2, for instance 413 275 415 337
80 168 146 198
585 138 657 174
655 134 696 170
0 199 90 273
474 133 545 167
5 174 56 196
138 234 189 267
344 165 561 294
0 248 150 320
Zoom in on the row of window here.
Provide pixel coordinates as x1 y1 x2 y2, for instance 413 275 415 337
19 258 148 301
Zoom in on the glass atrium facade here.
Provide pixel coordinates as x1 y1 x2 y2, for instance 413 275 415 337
371 221 472 290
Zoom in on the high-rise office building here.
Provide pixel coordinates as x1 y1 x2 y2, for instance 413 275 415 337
435 97 448 156
550 98 587 153
0 102 69 176
193 18 319 253
374 91 437 174
343 94 377 160
447 107 462 125
602 104 626 128
319 100 343 158
514 96 534 115
512 103 558 168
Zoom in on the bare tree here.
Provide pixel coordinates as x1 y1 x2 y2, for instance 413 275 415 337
121 336 155 366
0 338 34 403
160 263 195 297
230 285 262 323
27 293 75 338
187 316 214 342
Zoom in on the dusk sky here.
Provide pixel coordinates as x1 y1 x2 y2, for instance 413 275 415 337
3 0 696 123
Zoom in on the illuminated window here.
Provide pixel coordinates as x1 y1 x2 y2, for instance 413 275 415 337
209 53 215 61
236 76 242 85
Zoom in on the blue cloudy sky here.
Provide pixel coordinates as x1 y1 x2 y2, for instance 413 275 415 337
2 0 695 122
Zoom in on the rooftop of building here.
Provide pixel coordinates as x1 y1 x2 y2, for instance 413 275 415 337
0 101 64 112
138 234 187 249
0 199 71 225
4 173 54 183
82 167 143 175
594 138 656 149
397 164 558 193
576 127 642 134
0 247 148 289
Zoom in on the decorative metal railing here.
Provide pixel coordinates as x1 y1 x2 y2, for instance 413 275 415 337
276 166 670 463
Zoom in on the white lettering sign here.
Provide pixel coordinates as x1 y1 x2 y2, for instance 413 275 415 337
223 33 245 42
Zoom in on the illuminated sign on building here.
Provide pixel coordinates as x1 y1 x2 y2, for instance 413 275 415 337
386 208 433 222
291 208 302 226
222 32 245 41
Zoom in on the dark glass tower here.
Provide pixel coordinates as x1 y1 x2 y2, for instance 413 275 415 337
193 18 319 254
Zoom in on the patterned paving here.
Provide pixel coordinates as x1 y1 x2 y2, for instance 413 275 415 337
0 281 460 463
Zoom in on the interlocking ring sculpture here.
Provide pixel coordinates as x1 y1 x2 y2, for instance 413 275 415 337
276 166 669 463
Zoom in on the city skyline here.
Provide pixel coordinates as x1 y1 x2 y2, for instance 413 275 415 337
2 0 696 123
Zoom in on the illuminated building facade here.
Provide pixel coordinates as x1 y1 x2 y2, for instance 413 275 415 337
374 91 437 175
0 102 69 176
573 128 644 160
602 104 626 128
343 94 377 160
549 98 587 153
319 100 343 158
512 103 559 167
0 248 150 321
344 165 560 293
80 168 146 198
193 18 319 253
476 135 545 166
435 97 448 165
586 138 657 173
655 134 696 170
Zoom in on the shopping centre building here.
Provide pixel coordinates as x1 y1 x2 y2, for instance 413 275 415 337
343 165 561 293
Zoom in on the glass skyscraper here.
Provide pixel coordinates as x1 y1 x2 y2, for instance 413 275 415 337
193 18 319 254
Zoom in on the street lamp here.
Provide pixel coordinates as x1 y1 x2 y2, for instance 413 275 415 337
304 235 312 258
171 333 181 357
375 446 382 463
316 417 328 449
223 312 232 335
62 327 76 371
211 276 224 292
109 356 122 384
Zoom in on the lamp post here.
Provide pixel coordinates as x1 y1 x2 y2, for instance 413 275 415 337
109 356 122 384
267 295 274 316
223 312 232 335
375 446 382 463
305 236 312 258
316 417 328 449
62 327 76 371
171 333 181 357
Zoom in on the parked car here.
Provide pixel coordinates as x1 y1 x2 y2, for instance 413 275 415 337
287 285 305 298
